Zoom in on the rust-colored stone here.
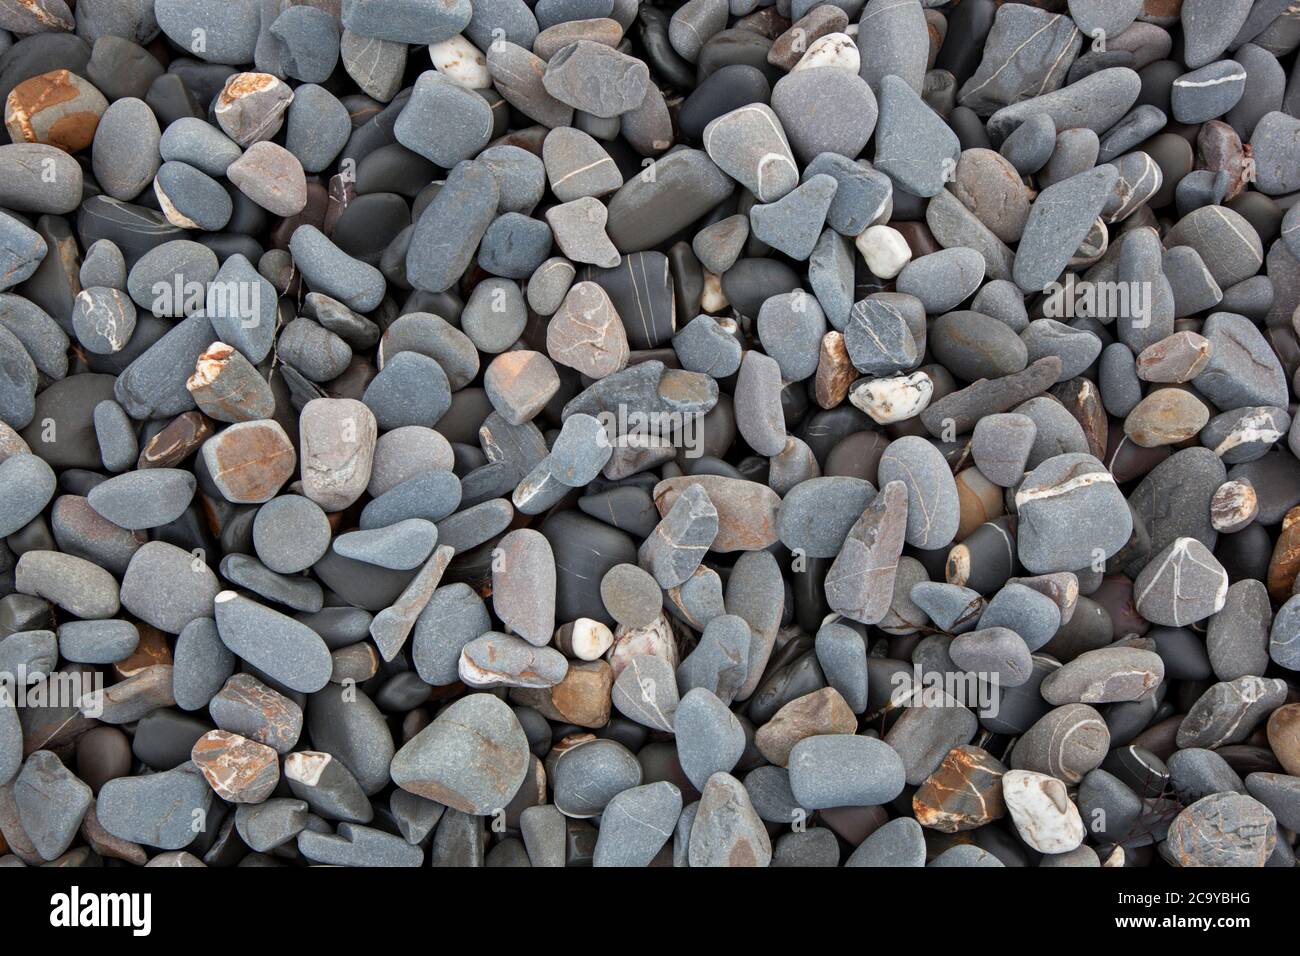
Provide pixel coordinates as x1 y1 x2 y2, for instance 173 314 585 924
137 411 214 469
512 660 613 728
1268 703 1300 777
814 330 856 409
111 624 171 679
913 744 1008 832
1267 505 1300 601
191 729 280 803
4 69 106 152
755 687 857 766
201 419 296 503
653 475 780 552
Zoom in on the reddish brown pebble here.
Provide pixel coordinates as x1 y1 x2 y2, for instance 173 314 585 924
137 412 214 469
814 330 856 409
653 475 780 552
201 418 296 503
912 744 1008 833
511 660 614 728
4 69 107 152
754 688 857 766
186 342 276 423
1267 505 1300 601
1211 478 1257 533
191 729 281 803
1135 331 1212 383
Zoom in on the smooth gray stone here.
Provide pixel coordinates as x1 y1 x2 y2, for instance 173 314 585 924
676 614 749 705
204 254 275 364
92 400 137 472
1182 0 1253 68
1207 579 1271 681
814 622 868 714
1196 311 1288 411
1269 594 1300 671
692 215 748 275
606 148 735 252
805 153 892 238
86 469 194 531
12 750 92 861
0 144 82 215
0 453 54 538
57 619 138 665
289 225 385 314
958 3 1081 114
96 762 212 850
771 67 877 164
757 291 827 383
592 781 682 867
120 541 220 634
873 74 961 198
361 351 453 432
640 478 717 589
986 68 1141 144
155 0 259 64
878 435 959 551
359 468 461 531
1171 61 1247 124
979 582 1059 651
0 212 46 292
213 592 332 694
459 632 566 688
858 0 928 97
172 618 235 712
733 350 787 456
1013 165 1119 293
845 294 919 375
396 70 493 168
79 239 126 291
406 160 499 293
1134 538 1228 627
845 816 925 867
333 519 438 571
897 248 985 314
778 476 875 559
234 799 310 852
808 229 855 331
284 86 350 173
773 827 841 867
127 239 218 315
251 494 331 574
1176 676 1287 749
299 822 423 867
926 188 1017 283
612 654 679 731
219 553 323 614
999 113 1056 175
267 5 339 83
285 752 374 825
1244 773 1300 832
554 738 642 817
1016 453 1131 573
487 41 574 129
929 845 1005 867
1164 206 1264 289
749 174 837 260
950 627 1033 687
341 0 471 45
702 104 798 203
672 315 743 378
542 40 649 119
674 687 744 791
787 734 905 809
159 117 242 177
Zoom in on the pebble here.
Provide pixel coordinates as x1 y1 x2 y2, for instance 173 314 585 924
0 0 1292 876
688 772 771 867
